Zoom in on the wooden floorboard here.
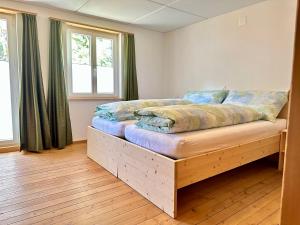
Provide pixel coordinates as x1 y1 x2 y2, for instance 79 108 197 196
0 143 282 225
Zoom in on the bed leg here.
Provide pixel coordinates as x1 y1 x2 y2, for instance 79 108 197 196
173 189 178 218
278 130 287 171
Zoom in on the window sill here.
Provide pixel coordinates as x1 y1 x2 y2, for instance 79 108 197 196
68 96 123 101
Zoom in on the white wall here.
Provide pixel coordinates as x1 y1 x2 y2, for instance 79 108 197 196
0 0 165 141
163 0 297 98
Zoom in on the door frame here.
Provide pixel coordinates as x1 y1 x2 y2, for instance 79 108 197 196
281 1 300 224
0 13 19 147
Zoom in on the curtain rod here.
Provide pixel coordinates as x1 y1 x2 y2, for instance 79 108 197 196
49 17 134 35
0 6 36 16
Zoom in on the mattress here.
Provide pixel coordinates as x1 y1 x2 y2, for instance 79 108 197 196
125 119 287 159
92 117 136 137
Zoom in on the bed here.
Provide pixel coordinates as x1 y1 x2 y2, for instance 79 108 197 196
87 103 288 218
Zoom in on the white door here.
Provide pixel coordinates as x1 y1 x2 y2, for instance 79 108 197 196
0 14 18 146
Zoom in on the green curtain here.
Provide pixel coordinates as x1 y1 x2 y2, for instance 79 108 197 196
19 14 52 152
47 19 73 149
123 33 139 100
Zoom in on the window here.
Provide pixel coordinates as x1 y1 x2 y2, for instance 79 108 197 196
0 14 18 146
66 27 120 98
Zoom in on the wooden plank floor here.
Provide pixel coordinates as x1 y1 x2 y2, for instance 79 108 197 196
0 143 282 225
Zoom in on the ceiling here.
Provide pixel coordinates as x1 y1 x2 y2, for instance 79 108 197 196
17 0 266 32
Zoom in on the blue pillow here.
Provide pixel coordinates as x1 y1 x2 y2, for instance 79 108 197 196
223 90 288 121
183 90 229 104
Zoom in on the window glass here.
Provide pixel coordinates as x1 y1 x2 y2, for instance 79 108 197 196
0 18 13 141
96 37 114 94
71 32 92 93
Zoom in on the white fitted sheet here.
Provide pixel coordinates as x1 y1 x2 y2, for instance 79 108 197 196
125 119 287 159
92 117 136 137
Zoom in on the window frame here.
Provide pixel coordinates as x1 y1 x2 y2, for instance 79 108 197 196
0 13 19 147
65 26 120 100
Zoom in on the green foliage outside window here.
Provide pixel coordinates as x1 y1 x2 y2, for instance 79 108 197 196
0 19 8 62
96 37 113 68
72 33 90 65
71 33 113 67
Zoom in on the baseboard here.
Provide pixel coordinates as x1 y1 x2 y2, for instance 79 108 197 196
0 145 20 153
73 139 87 144
0 141 86 153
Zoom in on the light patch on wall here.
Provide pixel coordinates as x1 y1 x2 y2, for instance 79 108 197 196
238 15 247 27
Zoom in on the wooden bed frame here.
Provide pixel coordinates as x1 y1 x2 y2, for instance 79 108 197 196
87 104 288 218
